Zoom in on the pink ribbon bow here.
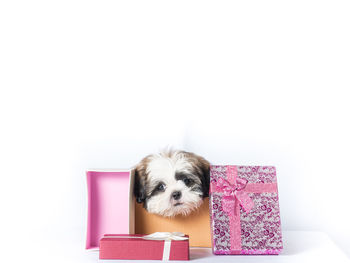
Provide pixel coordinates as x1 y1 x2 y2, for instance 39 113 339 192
216 177 254 215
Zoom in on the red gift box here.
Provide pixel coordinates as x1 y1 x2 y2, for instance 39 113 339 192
99 233 189 260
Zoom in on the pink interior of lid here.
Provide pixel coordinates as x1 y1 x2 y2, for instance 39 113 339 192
86 171 131 249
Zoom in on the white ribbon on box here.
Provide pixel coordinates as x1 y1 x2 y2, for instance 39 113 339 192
103 232 188 261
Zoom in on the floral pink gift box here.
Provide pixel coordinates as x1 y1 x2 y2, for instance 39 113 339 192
209 165 283 255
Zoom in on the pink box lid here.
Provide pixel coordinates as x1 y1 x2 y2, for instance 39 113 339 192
99 234 189 260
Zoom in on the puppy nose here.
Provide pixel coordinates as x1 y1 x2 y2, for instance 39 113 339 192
172 191 182 200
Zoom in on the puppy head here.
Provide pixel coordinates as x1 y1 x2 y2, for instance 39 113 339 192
133 149 210 217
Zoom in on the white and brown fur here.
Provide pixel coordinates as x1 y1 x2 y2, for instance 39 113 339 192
133 149 210 217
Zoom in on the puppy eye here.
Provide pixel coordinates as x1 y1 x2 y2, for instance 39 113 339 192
156 183 165 191
183 178 192 186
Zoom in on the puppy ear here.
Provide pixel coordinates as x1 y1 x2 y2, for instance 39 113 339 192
185 151 210 198
134 157 151 204
197 156 210 198
133 168 146 203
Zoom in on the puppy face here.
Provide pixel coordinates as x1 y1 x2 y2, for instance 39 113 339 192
134 150 210 217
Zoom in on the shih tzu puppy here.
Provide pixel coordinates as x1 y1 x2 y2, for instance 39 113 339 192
134 149 210 217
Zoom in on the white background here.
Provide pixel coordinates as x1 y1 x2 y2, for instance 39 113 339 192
0 1 349 262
